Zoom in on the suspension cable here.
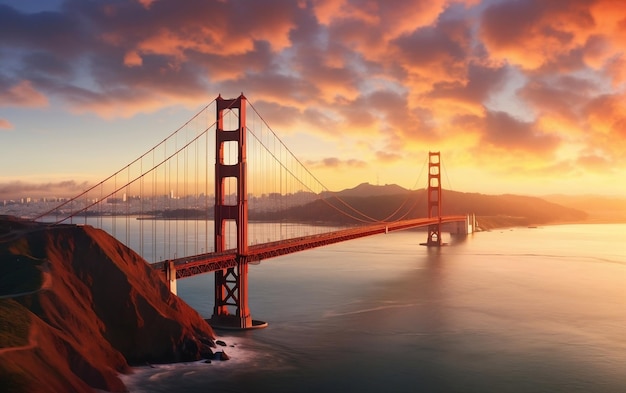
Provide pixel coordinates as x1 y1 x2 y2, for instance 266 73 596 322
376 156 429 222
246 100 432 225
441 155 453 191
46 120 218 225
33 101 216 221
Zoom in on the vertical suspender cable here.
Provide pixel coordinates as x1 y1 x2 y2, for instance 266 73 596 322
112 173 116 238
173 133 180 258
204 107 215 252
193 119 199 254
182 126 186 258
165 139 169 259
152 149 156 262
126 164 130 247
140 158 143 257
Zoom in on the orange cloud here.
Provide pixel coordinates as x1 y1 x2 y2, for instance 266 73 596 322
481 110 560 153
313 0 461 59
520 77 594 118
605 55 626 87
480 0 626 74
68 89 209 119
310 67 361 103
114 2 296 61
589 0 626 51
576 153 612 172
0 80 48 108
137 0 156 9
312 0 380 26
391 18 471 85
306 156 368 169
123 50 143 67
308 0 484 116
375 150 402 163
480 1 581 69
2 0 625 192
134 27 254 59
0 118 13 130
583 93 626 158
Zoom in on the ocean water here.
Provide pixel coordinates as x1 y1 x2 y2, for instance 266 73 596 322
121 224 626 393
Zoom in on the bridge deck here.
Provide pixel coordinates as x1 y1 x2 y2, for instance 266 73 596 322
152 215 467 279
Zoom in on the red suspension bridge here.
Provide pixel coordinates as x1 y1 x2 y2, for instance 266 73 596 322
35 94 473 330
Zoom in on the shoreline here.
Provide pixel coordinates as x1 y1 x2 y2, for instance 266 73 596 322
474 215 626 231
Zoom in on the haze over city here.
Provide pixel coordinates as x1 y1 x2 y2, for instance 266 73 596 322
1 0 625 199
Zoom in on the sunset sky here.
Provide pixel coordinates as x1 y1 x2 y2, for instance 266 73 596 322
1 0 625 199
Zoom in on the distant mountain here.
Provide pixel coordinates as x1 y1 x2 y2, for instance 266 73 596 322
442 191 588 229
322 182 410 198
254 187 588 229
542 194 626 223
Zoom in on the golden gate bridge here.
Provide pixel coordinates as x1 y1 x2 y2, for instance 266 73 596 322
34 94 473 330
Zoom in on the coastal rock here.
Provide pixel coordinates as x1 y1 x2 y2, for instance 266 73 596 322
215 351 230 361
0 216 216 392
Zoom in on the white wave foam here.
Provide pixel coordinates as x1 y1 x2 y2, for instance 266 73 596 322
120 335 261 392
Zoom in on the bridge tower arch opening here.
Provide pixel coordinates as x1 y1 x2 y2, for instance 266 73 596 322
210 94 266 330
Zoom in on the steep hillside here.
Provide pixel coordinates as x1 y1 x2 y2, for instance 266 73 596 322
0 216 215 393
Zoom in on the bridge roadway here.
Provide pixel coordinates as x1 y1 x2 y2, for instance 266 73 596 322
151 215 467 279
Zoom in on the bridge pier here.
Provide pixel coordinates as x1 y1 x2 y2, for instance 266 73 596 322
163 260 177 296
209 259 268 330
425 219 443 246
211 261 250 329
452 213 475 235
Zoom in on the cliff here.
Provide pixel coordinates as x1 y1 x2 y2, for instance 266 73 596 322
0 216 215 393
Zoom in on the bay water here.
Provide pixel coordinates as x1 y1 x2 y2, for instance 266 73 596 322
119 223 626 393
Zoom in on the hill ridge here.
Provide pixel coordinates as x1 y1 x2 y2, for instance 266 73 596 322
255 188 588 228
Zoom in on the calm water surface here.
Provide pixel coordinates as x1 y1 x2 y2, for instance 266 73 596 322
123 224 626 392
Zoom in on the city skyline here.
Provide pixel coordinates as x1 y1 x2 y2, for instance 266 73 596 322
1 0 625 198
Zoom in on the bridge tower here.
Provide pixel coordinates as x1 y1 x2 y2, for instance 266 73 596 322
425 151 443 246
210 94 266 329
